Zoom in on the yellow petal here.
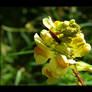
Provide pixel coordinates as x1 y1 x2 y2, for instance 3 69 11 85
34 45 54 64
42 57 68 80
42 64 52 78
56 55 69 68
40 30 54 46
34 52 49 64
34 33 50 50
34 45 51 64
43 16 55 29
34 46 48 57
54 21 61 26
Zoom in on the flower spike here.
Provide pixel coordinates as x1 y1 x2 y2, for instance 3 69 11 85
34 16 91 84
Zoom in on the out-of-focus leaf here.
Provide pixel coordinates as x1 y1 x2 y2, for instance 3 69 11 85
1 25 29 32
79 22 92 27
15 68 25 85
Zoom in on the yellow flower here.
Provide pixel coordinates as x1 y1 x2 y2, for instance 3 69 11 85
34 16 91 83
34 33 69 82
42 55 69 83
34 33 53 64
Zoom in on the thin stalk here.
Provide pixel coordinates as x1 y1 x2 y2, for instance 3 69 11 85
72 69 85 86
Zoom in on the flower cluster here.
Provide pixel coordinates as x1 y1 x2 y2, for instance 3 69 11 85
34 16 92 83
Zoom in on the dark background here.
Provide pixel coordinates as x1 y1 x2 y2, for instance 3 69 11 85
0 7 92 85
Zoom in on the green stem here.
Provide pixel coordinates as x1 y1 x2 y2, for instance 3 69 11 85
0 50 34 58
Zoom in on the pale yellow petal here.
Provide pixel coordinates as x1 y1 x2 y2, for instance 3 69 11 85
40 29 54 46
43 16 55 29
34 33 50 51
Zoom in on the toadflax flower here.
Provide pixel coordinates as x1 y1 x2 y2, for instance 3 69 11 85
34 16 92 84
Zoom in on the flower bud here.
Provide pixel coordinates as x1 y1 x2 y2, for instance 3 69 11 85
80 43 91 56
63 21 69 27
70 19 75 24
76 61 92 72
54 21 61 26
55 22 63 32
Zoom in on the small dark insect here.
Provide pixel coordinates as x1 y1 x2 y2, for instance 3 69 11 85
49 30 61 44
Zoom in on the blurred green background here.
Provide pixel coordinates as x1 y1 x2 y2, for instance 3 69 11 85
0 7 92 86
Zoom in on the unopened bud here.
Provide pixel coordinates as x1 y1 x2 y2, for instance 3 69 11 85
63 21 69 27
